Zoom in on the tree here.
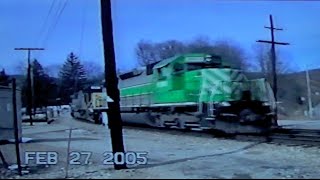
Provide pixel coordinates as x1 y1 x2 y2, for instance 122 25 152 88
136 39 187 66
0 69 10 86
188 37 248 69
83 61 104 79
212 40 248 70
252 44 290 80
59 52 87 104
134 36 249 70
135 40 159 66
14 60 27 75
186 36 214 54
156 40 186 60
33 60 58 107
21 59 58 108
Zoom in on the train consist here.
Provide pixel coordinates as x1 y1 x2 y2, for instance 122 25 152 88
71 53 276 134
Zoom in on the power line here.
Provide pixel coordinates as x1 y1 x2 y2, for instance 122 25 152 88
36 0 69 60
79 0 88 58
37 0 63 47
41 0 69 48
35 0 64 59
36 0 57 47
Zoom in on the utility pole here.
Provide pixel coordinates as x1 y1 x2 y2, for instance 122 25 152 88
306 69 313 118
100 0 127 170
12 78 22 176
256 14 289 126
14 48 44 126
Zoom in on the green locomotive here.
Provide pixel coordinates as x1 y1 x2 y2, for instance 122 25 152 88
118 53 276 134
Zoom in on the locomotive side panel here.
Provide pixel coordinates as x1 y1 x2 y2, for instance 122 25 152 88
119 68 154 109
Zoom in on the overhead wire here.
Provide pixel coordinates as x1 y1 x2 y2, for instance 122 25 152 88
35 0 57 47
79 0 88 59
41 0 69 48
36 0 69 61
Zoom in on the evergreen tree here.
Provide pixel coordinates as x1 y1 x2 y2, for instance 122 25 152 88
59 52 87 103
0 69 10 86
21 59 58 108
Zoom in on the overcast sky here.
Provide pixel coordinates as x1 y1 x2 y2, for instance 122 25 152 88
1 0 320 75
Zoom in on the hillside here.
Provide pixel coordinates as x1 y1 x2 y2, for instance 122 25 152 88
246 69 320 119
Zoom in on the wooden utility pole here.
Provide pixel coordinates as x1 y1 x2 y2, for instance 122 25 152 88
14 48 44 125
256 15 289 126
12 78 22 176
306 69 313 118
100 0 127 170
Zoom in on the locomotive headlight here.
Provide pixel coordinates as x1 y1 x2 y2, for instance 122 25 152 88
220 102 231 107
262 102 270 106
205 58 212 62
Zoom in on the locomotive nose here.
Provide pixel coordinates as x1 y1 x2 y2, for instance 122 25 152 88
241 90 252 101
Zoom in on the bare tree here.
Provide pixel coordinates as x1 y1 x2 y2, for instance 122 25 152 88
136 39 187 66
188 38 249 70
14 60 28 75
186 35 214 54
135 36 249 70
156 40 186 60
135 40 159 66
212 40 248 70
252 43 290 78
82 61 104 79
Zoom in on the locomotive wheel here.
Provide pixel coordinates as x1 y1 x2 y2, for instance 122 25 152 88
175 118 185 129
155 115 164 127
145 112 156 127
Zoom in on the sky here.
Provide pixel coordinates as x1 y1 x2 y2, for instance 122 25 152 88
0 0 320 75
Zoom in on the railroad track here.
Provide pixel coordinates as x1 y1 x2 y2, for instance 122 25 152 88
231 128 320 147
125 124 320 147
73 116 320 147
268 128 320 147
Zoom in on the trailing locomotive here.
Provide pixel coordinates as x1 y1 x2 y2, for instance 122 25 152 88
70 86 113 124
71 53 276 134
